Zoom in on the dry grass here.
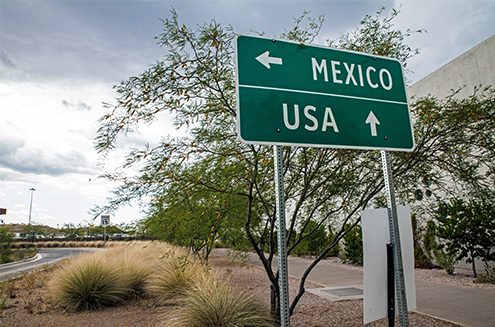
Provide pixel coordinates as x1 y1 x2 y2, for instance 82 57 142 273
49 253 128 311
47 241 274 327
148 249 209 304
104 243 156 297
165 273 275 327
48 241 209 311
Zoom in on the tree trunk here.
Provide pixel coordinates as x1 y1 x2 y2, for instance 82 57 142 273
270 284 280 320
470 249 478 278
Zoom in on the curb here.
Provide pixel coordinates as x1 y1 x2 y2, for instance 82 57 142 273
0 253 42 268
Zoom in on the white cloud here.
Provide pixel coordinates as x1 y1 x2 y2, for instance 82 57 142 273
393 0 495 83
0 49 28 80
62 99 91 111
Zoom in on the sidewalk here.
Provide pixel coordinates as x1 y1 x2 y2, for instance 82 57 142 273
213 249 495 327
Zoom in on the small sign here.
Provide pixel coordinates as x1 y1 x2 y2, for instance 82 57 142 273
101 215 110 226
361 206 416 323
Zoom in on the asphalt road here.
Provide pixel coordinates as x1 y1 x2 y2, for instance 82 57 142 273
0 248 98 281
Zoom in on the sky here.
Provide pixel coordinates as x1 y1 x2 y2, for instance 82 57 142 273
1 0 494 228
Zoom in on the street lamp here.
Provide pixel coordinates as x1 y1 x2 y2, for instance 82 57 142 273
28 188 36 225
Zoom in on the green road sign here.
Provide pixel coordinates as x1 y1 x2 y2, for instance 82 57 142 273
235 34 415 151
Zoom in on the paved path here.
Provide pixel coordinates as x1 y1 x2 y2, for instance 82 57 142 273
213 249 495 327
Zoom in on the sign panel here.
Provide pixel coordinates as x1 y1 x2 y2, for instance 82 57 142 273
235 34 415 151
361 206 416 323
101 215 110 226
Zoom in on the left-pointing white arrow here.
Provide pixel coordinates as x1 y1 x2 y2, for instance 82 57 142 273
256 51 283 69
365 111 380 137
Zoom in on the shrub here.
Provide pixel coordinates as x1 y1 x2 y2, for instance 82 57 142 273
326 226 340 257
291 219 328 257
168 274 274 327
49 253 128 311
435 198 495 277
10 242 30 249
433 247 458 275
0 227 13 263
342 224 363 264
66 241 78 248
476 262 495 284
93 241 105 248
105 243 155 297
149 253 208 303
9 248 37 262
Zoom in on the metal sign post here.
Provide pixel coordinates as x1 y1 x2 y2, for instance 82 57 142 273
274 145 290 327
101 215 110 248
381 150 409 326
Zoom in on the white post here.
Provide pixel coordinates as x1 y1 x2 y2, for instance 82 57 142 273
28 188 36 225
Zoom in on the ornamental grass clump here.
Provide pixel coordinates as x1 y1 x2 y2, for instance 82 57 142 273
168 274 275 327
149 252 208 304
49 253 128 311
105 242 156 298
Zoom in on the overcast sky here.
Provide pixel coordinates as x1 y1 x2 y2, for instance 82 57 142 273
1 0 494 228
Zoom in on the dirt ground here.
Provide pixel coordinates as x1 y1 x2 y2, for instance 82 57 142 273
0 254 467 327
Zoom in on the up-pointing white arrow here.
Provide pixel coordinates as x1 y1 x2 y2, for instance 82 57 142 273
365 111 380 137
256 51 283 69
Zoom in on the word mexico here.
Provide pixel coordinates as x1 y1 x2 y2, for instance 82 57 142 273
311 58 394 90
235 34 415 151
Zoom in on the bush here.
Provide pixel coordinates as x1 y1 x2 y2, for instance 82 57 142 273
291 220 328 257
341 224 363 264
105 243 155 297
9 248 37 262
150 253 208 303
435 198 495 278
49 253 128 311
0 227 13 263
168 274 275 327
476 262 495 284
326 226 340 257
433 247 458 275
48 239 275 327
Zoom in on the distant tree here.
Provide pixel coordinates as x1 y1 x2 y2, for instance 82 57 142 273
326 226 340 257
0 226 13 263
60 223 84 239
435 198 495 277
291 219 328 256
21 223 45 242
342 224 363 264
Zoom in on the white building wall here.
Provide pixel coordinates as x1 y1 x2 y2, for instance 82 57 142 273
407 35 495 272
408 34 495 100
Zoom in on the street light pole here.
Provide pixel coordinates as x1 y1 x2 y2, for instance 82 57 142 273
28 188 36 225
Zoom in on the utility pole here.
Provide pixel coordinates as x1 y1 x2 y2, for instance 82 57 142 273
28 188 36 225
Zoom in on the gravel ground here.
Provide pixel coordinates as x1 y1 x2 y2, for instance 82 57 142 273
211 254 493 326
1 252 491 327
